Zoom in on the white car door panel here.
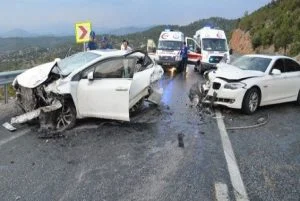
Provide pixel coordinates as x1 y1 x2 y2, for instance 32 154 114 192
283 72 300 100
261 59 288 105
76 58 135 121
261 74 287 105
77 79 131 121
283 59 300 100
130 68 153 101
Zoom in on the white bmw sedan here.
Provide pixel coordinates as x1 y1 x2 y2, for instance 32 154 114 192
202 55 300 114
11 50 164 131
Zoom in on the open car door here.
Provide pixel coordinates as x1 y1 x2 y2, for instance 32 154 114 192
127 51 156 107
76 57 136 121
185 37 202 64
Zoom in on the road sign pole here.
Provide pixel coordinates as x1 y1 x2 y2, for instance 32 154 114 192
4 84 8 104
83 43 85 52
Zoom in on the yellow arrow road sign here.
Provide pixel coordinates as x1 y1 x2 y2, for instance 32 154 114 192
75 21 92 43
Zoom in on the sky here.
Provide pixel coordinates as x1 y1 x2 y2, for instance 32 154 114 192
0 0 272 35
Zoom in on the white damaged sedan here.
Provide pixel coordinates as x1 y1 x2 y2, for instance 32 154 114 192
202 54 300 114
8 50 164 131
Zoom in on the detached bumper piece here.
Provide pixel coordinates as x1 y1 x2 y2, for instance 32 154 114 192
3 100 62 131
2 122 17 132
147 87 163 105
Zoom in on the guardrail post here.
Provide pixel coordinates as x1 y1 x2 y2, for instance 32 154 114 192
4 84 8 104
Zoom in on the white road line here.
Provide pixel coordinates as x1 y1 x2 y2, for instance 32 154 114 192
215 182 229 201
0 129 30 148
215 109 249 201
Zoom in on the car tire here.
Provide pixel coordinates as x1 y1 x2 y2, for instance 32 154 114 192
242 87 260 115
177 63 182 73
56 101 77 131
297 90 300 105
194 66 198 72
130 98 144 114
198 63 204 74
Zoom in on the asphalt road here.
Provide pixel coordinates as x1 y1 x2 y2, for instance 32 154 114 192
0 65 299 201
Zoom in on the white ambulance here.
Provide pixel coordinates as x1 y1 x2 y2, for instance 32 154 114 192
186 26 232 73
156 29 184 69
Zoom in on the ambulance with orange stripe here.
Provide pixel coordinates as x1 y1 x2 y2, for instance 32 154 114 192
186 26 232 74
156 29 184 70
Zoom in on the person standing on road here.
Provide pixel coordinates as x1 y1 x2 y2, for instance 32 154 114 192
180 42 188 72
87 31 98 50
100 36 113 49
121 40 132 53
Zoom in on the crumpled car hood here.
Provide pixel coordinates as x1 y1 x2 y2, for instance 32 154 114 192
14 61 57 88
211 63 265 81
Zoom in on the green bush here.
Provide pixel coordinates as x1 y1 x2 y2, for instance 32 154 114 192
238 0 300 56
252 33 262 49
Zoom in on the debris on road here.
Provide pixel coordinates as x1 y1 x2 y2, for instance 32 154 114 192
226 115 269 130
11 100 62 124
178 133 184 148
2 122 17 131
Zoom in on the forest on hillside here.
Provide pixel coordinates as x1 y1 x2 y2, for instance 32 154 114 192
238 0 300 56
118 17 237 49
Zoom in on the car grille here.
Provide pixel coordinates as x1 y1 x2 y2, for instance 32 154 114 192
209 56 223 64
212 82 221 90
206 95 234 103
159 56 175 61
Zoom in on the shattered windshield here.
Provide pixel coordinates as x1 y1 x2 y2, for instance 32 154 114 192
202 38 227 51
231 56 272 72
158 41 182 50
56 52 100 76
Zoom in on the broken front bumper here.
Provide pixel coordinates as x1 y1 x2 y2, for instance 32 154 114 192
201 82 246 109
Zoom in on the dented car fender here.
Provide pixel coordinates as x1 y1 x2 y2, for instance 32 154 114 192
13 61 57 88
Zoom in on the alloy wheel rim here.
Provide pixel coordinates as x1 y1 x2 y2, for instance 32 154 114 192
249 92 259 112
56 106 72 129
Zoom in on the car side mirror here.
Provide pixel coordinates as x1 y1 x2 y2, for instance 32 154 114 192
271 69 281 75
229 49 233 55
87 71 94 80
54 58 61 63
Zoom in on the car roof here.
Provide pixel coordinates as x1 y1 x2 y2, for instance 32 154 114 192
89 49 127 57
244 54 293 60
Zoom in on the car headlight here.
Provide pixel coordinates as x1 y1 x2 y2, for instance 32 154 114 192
224 82 246 90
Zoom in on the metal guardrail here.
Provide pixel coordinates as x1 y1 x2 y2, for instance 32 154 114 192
0 69 26 104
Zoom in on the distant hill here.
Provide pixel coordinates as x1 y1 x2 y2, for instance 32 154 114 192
231 0 300 56
0 17 237 53
98 26 153 36
0 36 74 53
119 17 237 48
0 29 37 38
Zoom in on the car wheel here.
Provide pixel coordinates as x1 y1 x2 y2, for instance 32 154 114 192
242 87 260 115
56 102 76 131
199 63 204 74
